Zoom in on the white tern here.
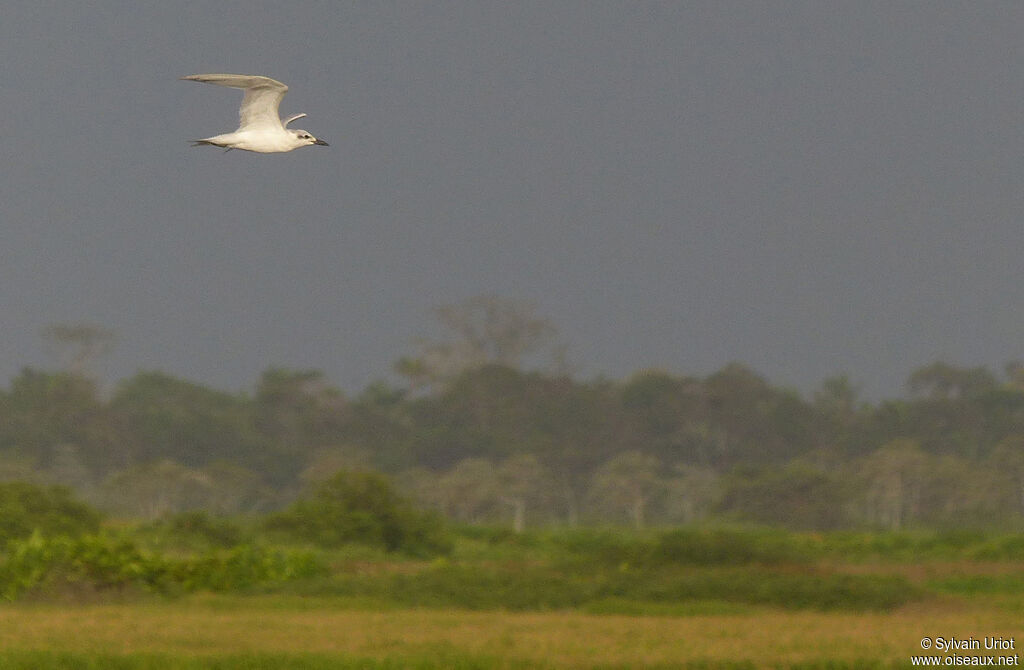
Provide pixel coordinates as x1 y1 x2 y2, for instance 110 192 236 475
181 74 329 153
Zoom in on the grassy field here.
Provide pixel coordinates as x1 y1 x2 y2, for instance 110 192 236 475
1 526 1022 668
0 594 1019 669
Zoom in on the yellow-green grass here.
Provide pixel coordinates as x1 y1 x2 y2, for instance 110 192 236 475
0 594 1019 669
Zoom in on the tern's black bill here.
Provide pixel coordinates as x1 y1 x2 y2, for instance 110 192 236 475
313 138 329 146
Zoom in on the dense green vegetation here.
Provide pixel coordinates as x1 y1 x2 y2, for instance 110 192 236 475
263 471 451 556
0 481 1019 668
7 299 1024 535
0 482 101 544
0 529 325 601
0 521 927 611
1 357 1023 531
4 480 1023 613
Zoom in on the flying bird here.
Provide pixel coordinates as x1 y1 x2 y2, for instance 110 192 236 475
181 74 329 153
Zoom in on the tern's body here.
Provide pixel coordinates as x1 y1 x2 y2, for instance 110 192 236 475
181 74 328 153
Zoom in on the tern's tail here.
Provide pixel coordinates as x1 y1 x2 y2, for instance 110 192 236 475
191 139 234 152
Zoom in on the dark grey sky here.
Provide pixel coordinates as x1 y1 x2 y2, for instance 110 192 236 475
1 3 1021 399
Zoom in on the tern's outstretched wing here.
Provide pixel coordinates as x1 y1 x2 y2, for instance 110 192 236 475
181 74 289 131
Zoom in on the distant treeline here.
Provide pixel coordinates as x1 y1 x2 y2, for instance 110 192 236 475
2 356 1023 531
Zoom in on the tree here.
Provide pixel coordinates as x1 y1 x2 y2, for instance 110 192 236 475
254 368 346 447
199 461 275 514
898 363 1015 460
435 458 501 523
344 382 415 471
0 452 40 484
619 370 706 465
857 439 929 530
47 443 96 495
663 464 721 524
40 323 114 380
917 454 1002 527
717 464 852 530
701 363 818 467
0 481 102 544
589 451 662 529
298 445 374 487
100 460 215 519
813 375 860 423
0 368 115 474
396 294 564 391
496 454 552 533
988 436 1024 521
907 362 997 400
109 372 264 472
263 470 450 555
1004 361 1024 391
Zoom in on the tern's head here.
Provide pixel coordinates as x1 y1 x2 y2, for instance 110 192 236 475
289 128 329 147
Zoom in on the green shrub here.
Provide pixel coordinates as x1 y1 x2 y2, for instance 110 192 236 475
453 524 522 546
324 563 596 610
264 471 452 556
315 561 918 612
0 533 325 601
651 528 806 566
0 531 167 600
555 528 653 566
968 534 1024 561
169 544 326 592
138 511 247 550
599 567 918 611
929 573 1024 595
0 482 102 545
554 527 809 569
718 466 853 530
817 530 1021 561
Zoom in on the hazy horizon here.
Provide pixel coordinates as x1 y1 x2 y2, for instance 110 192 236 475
2 3 1021 400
